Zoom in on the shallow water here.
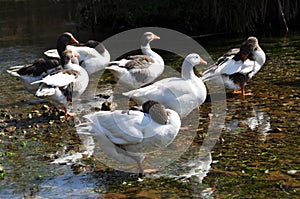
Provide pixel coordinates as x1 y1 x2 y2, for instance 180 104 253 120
0 1 299 198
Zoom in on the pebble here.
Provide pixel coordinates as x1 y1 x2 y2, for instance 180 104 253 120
5 126 16 133
238 121 248 127
41 105 50 112
287 170 297 175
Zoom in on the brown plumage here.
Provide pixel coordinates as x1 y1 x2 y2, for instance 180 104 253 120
142 100 169 125
232 37 258 62
73 40 106 54
17 59 60 76
56 32 79 57
124 55 155 69
48 68 79 78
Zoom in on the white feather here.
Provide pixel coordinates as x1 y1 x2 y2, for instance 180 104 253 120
31 72 77 87
44 49 60 59
215 59 244 75
76 107 181 165
123 53 207 117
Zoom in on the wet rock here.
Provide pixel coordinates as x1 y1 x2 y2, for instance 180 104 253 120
136 190 160 198
48 120 55 125
103 193 127 198
43 153 58 161
96 93 112 99
101 102 112 111
125 187 139 193
233 114 243 119
71 162 87 174
41 104 50 112
238 121 248 127
0 164 6 179
267 127 283 133
93 162 107 172
101 101 117 111
225 115 233 121
0 119 5 128
5 126 16 133
263 171 293 182
94 107 101 111
212 169 238 176
287 170 297 175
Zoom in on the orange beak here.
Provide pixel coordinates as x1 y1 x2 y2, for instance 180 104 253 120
71 36 79 44
241 54 248 62
200 58 207 65
153 34 160 40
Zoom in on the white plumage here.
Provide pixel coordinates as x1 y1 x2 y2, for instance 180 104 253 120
31 71 77 87
76 100 181 173
201 37 266 97
31 50 89 118
7 32 79 95
44 39 110 75
123 53 207 117
105 32 164 89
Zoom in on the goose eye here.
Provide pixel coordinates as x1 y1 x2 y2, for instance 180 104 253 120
254 47 258 51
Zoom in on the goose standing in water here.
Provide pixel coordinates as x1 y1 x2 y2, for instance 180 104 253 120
201 37 266 99
44 33 110 75
106 32 164 89
123 53 207 117
31 50 89 119
7 32 79 95
76 100 181 174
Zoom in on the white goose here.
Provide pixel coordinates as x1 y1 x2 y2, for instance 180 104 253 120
31 50 89 118
123 53 207 118
44 34 110 75
201 37 266 98
7 32 79 94
76 100 181 174
106 32 164 89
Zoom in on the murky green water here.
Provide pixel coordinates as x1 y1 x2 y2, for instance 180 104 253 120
0 1 299 198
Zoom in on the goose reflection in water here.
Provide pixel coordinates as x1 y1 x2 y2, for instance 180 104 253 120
225 106 271 141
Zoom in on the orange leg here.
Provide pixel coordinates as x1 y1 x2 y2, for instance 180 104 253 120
180 126 189 131
232 90 242 94
232 84 253 99
138 162 158 177
241 84 254 98
64 107 76 120
241 84 245 100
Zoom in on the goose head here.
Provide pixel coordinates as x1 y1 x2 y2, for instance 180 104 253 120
60 50 80 67
239 36 264 62
142 100 169 125
247 37 266 66
184 53 207 67
140 32 160 47
56 32 79 57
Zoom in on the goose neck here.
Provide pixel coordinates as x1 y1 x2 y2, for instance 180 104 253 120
141 44 164 66
181 60 196 79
